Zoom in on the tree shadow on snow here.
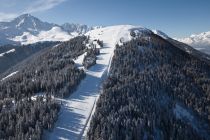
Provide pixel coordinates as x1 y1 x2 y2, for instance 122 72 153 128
46 63 108 140
88 63 106 73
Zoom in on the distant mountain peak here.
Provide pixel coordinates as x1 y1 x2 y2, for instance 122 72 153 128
12 13 38 24
18 13 33 18
176 31 210 55
0 14 93 45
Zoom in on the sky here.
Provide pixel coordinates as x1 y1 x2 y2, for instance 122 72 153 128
0 0 209 38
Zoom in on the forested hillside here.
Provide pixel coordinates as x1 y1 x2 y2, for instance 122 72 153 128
0 36 88 140
0 42 58 75
87 34 210 140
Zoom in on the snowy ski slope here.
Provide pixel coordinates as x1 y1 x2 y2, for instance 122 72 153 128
46 25 148 140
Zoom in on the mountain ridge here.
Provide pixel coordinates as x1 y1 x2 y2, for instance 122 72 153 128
1 23 210 140
176 31 210 55
0 14 93 45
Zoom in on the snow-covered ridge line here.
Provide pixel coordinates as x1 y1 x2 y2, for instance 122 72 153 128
152 29 169 39
0 49 15 57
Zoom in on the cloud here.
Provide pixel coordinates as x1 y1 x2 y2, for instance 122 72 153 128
24 0 66 13
0 0 66 21
0 0 17 8
0 12 17 21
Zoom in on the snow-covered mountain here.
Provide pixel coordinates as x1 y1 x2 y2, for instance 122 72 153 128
152 29 210 58
1 13 209 58
47 25 153 139
176 31 210 55
0 14 93 45
45 25 210 140
1 24 210 140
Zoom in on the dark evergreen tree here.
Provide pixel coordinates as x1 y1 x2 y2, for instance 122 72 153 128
87 34 210 140
0 36 88 139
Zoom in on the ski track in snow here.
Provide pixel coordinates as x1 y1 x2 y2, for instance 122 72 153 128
46 25 144 140
0 49 15 57
1 71 18 81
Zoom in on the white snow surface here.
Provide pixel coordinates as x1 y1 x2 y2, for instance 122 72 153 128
1 71 18 81
11 27 73 45
46 25 148 140
176 31 210 55
0 49 15 57
73 52 87 69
